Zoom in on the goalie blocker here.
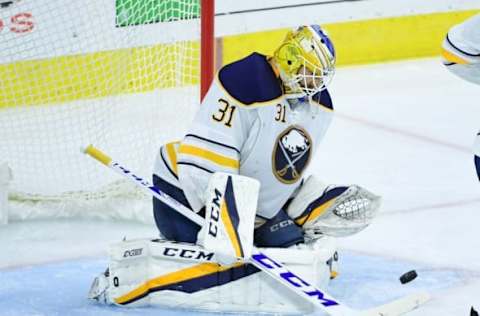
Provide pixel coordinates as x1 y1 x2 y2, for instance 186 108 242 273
197 172 259 265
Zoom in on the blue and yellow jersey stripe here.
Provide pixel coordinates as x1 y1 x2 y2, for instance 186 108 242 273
165 141 180 175
159 141 181 179
442 34 468 65
179 144 239 169
442 33 480 65
185 134 241 154
160 136 240 177
442 49 470 65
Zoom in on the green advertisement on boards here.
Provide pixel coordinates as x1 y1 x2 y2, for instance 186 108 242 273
116 0 200 27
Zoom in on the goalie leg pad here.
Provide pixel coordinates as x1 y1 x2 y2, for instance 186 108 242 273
90 238 337 315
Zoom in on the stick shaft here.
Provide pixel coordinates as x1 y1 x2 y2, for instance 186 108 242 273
83 145 204 226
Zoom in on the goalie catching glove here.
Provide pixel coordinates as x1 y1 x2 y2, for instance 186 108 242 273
286 175 381 240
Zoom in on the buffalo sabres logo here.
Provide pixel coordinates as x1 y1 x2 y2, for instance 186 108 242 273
272 126 312 184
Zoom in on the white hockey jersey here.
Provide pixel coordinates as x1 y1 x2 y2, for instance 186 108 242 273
442 13 480 85
153 53 334 219
441 14 480 158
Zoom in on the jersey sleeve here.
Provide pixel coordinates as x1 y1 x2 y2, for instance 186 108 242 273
441 13 480 85
177 78 254 212
443 13 480 63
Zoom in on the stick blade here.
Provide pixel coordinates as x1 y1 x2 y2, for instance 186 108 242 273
360 291 431 316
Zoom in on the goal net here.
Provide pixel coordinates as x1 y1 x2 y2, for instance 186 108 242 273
0 0 212 222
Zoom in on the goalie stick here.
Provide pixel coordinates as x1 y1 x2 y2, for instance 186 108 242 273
83 144 430 316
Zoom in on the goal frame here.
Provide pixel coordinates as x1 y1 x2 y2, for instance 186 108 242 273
201 0 215 101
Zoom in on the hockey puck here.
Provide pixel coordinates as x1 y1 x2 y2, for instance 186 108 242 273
399 270 417 284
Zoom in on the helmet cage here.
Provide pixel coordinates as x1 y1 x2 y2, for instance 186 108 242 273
275 25 335 98
288 53 335 97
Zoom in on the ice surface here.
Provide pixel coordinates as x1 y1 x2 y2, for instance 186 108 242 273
0 251 467 315
1 58 479 315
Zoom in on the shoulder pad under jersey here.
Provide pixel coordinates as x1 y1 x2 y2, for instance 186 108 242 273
218 53 283 106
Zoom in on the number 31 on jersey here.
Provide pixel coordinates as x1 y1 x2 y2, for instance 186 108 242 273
212 98 236 127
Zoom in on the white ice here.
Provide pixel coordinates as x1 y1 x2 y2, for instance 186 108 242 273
1 58 479 315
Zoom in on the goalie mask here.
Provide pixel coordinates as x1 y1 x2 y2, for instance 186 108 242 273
273 25 336 98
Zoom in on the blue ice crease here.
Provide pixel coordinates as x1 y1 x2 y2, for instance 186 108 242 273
0 251 466 316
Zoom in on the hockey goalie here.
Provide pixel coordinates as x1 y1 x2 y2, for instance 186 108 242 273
88 25 381 314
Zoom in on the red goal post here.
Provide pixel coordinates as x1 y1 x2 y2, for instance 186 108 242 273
201 0 215 101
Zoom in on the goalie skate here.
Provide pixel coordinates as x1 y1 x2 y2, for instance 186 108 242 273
88 269 110 303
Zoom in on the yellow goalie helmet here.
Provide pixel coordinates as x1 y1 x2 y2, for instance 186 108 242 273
273 25 336 98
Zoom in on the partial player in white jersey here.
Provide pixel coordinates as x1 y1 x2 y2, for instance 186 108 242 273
88 25 381 314
442 13 480 180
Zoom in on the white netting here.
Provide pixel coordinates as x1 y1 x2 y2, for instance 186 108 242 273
0 0 202 221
